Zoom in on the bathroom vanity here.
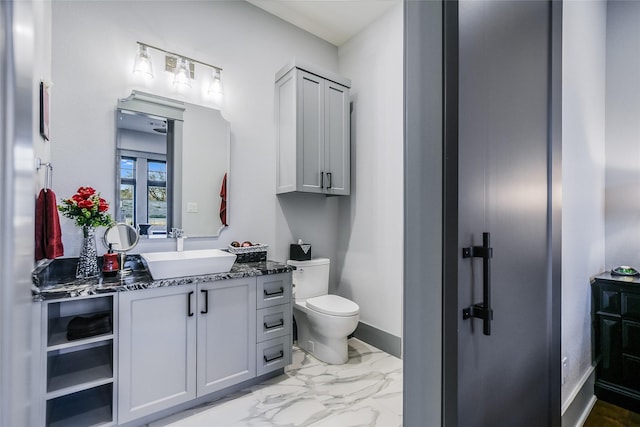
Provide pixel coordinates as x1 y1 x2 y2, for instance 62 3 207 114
32 256 293 427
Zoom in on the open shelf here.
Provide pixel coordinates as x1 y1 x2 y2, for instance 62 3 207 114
46 341 113 398
47 312 113 350
46 384 113 427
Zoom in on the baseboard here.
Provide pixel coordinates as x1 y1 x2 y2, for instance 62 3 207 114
352 321 402 358
561 366 596 427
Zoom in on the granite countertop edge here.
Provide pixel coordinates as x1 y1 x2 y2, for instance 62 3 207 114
32 256 295 302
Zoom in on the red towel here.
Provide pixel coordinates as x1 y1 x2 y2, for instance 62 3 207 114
219 173 227 226
35 188 64 260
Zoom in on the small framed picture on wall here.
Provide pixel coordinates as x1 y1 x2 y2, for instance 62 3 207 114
39 81 50 141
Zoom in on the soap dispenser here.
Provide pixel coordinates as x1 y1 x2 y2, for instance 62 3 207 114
102 244 119 277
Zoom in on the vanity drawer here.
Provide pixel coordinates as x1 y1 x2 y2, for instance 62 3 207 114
257 335 291 376
257 274 291 309
257 305 291 343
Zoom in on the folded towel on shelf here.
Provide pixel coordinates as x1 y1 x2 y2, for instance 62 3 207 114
35 188 64 261
66 313 112 340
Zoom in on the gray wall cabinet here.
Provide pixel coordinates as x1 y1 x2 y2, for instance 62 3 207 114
276 63 351 196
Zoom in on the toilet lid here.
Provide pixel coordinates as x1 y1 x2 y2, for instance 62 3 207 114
306 295 359 317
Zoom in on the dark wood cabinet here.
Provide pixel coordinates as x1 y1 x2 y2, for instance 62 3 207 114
592 273 640 412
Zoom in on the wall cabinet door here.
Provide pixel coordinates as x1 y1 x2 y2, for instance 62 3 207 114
323 79 350 195
276 65 350 195
196 278 256 396
118 285 197 424
298 70 324 194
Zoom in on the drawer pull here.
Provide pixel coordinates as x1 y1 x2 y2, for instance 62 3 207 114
264 319 285 330
263 350 284 363
264 287 284 297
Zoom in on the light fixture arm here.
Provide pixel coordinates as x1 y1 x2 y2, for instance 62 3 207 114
136 41 223 73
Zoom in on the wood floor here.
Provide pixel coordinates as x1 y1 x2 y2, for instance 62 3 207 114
584 400 640 427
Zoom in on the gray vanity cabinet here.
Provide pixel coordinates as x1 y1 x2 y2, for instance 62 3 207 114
275 63 351 196
117 284 197 424
117 278 258 424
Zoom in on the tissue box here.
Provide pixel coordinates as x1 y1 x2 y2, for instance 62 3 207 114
290 243 312 261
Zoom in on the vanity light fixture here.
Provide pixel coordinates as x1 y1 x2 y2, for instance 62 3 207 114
134 42 223 95
208 69 224 96
133 44 154 78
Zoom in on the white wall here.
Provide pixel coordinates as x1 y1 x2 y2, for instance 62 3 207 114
51 1 404 340
605 1 640 269
50 1 340 265
336 2 403 338
562 0 606 412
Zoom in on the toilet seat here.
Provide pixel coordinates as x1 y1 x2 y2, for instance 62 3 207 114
306 294 359 317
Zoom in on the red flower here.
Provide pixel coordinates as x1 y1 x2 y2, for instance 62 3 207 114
98 198 109 212
78 199 94 209
77 186 96 199
58 186 113 229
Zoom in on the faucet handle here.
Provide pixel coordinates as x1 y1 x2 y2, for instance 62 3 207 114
170 228 185 238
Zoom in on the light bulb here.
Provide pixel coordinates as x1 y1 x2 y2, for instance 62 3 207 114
173 58 192 88
133 44 153 78
208 69 224 96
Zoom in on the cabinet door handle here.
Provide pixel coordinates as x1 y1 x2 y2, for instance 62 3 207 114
187 291 194 317
200 289 209 314
264 287 284 297
263 350 284 363
264 319 285 330
320 171 324 189
327 172 332 189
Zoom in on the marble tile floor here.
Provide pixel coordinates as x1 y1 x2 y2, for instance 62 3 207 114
149 338 403 427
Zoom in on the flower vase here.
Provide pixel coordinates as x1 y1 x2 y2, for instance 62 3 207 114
76 226 99 278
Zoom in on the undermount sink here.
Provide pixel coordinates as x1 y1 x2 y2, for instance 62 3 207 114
140 249 237 280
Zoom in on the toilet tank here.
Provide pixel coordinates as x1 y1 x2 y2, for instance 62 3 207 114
287 258 330 299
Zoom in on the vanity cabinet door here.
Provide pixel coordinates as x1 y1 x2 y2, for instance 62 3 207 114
196 278 256 396
118 285 197 424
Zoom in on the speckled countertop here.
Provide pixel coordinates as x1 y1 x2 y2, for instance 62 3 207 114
32 255 294 302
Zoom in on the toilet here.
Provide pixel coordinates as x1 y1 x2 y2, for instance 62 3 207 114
287 258 359 364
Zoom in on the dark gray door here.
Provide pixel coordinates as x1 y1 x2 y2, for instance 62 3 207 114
444 1 560 426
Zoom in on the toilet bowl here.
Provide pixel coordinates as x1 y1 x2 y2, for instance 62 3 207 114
287 258 360 364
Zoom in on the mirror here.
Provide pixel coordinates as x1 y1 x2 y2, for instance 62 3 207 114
115 91 230 238
103 223 140 276
103 223 140 252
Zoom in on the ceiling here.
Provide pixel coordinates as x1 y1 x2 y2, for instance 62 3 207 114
246 0 400 46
